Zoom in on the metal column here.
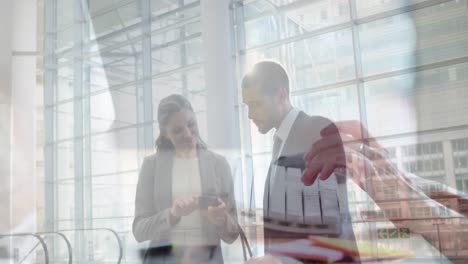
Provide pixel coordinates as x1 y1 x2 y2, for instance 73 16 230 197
140 0 154 154
73 0 86 261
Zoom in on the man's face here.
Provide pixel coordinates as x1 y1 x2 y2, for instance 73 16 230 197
242 87 281 134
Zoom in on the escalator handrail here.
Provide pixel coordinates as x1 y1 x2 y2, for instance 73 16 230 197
36 231 72 264
0 232 49 264
57 228 123 264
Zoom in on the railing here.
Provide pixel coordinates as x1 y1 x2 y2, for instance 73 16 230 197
1 228 123 264
36 231 73 264
0 233 49 264
238 223 253 261
58 228 123 264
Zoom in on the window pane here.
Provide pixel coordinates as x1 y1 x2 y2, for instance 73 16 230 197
356 0 431 18
57 180 75 220
292 85 360 122
360 0 468 76
243 0 350 48
56 141 74 181
247 29 355 90
56 102 74 140
57 66 74 102
92 172 138 218
90 90 137 133
364 62 468 136
90 128 139 176
293 30 355 89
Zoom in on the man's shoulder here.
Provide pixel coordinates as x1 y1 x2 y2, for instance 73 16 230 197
282 112 334 152
296 111 334 130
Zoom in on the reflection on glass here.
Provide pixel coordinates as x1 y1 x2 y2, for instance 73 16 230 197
56 141 74 181
91 90 137 133
151 39 203 74
364 62 468 136
292 85 360 121
56 102 74 140
237 0 468 262
293 30 355 89
90 128 138 176
57 180 75 220
244 0 350 48
356 0 430 18
360 0 468 76
247 29 354 90
359 12 416 76
57 66 74 101
92 172 138 218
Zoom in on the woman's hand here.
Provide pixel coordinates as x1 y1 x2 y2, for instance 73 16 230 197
170 196 198 217
201 198 228 226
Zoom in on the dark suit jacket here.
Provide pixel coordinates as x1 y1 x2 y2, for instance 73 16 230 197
263 111 358 258
132 148 239 262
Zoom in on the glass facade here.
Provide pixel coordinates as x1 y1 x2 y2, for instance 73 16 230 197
35 0 468 262
43 0 209 262
233 0 468 261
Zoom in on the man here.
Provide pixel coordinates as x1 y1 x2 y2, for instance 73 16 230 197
241 61 357 263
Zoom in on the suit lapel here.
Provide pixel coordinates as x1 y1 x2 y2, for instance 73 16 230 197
263 165 272 218
264 113 304 217
280 111 309 157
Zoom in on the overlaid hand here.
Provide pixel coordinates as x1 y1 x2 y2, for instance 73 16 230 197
302 120 389 191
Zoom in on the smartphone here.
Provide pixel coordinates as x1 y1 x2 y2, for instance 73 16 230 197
198 195 220 209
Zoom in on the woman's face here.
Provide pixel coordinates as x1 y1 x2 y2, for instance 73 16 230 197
163 109 199 151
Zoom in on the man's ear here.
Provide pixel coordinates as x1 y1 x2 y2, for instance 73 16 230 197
278 87 289 102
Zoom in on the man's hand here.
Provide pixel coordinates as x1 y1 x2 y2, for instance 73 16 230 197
201 198 228 226
170 196 198 217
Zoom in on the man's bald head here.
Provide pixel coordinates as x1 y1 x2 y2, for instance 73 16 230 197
241 61 290 96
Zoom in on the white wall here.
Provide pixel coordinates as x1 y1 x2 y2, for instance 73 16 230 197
0 0 14 235
201 0 241 155
0 0 37 236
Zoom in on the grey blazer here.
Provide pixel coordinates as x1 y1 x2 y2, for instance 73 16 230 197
132 148 239 247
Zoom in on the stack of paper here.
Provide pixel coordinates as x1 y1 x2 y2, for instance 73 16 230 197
267 239 345 262
267 236 415 262
308 236 416 261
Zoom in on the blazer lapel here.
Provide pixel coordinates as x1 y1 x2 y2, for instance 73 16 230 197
197 149 216 195
155 150 174 210
280 111 308 157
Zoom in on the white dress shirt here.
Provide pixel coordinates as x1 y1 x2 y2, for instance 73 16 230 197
274 108 300 158
270 108 300 184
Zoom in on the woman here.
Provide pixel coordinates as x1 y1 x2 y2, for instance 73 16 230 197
132 94 239 263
